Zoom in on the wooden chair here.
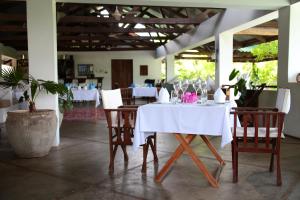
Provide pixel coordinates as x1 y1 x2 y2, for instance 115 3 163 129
120 88 135 105
231 88 290 185
231 108 285 185
101 89 158 173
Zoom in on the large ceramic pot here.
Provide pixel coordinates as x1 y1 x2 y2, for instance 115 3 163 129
6 109 57 158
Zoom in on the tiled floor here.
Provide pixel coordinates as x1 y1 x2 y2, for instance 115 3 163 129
0 106 300 200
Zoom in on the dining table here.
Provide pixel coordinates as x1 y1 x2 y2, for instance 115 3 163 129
71 88 100 107
132 87 158 98
133 100 236 187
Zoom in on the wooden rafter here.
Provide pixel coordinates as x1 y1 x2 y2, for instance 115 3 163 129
236 27 278 36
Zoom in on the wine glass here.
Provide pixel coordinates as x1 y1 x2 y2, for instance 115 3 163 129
181 79 189 97
201 80 208 104
170 90 178 104
193 79 202 103
173 80 182 96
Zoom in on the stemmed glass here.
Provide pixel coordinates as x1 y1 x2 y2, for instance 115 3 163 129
173 80 182 103
201 80 208 104
193 79 202 103
181 79 189 96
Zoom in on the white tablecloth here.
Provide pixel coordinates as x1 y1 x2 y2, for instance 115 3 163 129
133 101 237 150
71 88 100 107
132 87 158 98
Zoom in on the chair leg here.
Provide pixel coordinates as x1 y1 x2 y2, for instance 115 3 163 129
269 140 276 172
232 142 238 183
142 141 149 173
108 129 114 173
120 143 129 162
152 133 158 163
235 150 238 182
275 141 282 186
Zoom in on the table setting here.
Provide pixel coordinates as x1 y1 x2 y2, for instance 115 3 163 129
133 80 237 187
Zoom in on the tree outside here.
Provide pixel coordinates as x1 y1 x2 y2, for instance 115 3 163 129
171 40 278 86
174 59 215 80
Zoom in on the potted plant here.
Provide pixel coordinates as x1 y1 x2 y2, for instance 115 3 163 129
0 68 72 158
229 69 265 107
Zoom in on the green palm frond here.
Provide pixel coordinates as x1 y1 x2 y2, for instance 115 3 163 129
0 68 24 88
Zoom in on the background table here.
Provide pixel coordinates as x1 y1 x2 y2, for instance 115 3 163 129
71 88 100 107
132 87 158 98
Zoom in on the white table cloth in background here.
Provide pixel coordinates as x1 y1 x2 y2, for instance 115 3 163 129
133 100 237 150
71 88 100 107
132 87 158 98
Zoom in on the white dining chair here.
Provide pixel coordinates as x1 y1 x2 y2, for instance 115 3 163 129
276 88 291 114
101 88 123 109
101 88 158 173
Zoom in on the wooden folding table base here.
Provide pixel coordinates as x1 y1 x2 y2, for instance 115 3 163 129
155 133 225 188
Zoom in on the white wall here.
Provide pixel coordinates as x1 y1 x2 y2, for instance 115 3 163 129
60 51 162 89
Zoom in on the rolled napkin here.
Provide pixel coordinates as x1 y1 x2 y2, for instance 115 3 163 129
158 88 170 103
214 88 226 103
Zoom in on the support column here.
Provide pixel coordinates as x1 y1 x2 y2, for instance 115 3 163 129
215 32 234 88
166 55 175 82
278 2 300 85
278 2 300 138
27 0 59 146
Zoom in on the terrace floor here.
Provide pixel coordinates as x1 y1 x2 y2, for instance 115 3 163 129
0 104 300 200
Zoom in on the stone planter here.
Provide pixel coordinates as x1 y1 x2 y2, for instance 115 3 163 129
6 109 57 158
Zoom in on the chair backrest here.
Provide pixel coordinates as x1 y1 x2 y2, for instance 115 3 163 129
232 108 285 151
276 88 291 114
101 89 124 125
101 89 123 109
120 88 133 105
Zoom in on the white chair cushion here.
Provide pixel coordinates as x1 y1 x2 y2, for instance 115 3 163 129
101 89 123 109
276 88 290 114
235 127 285 138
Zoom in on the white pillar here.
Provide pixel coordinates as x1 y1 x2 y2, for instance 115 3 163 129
278 2 300 85
27 0 59 146
215 32 234 87
166 55 175 82
277 2 300 138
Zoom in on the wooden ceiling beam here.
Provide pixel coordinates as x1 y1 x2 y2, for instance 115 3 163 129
58 46 155 51
0 25 189 33
0 13 25 21
58 26 189 33
0 35 173 42
59 15 208 24
236 27 278 36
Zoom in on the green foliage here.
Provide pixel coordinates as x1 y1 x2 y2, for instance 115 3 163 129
229 69 240 81
0 67 73 112
234 61 277 86
175 59 215 80
250 40 278 61
0 68 25 88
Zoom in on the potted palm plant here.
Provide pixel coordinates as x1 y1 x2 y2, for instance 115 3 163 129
0 68 72 158
229 69 265 107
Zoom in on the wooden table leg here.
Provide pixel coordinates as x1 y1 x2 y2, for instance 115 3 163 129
200 135 225 166
155 134 196 182
175 134 219 188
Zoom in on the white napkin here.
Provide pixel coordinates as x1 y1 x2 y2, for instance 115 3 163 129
214 88 226 103
84 86 88 90
206 76 215 91
158 88 170 103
